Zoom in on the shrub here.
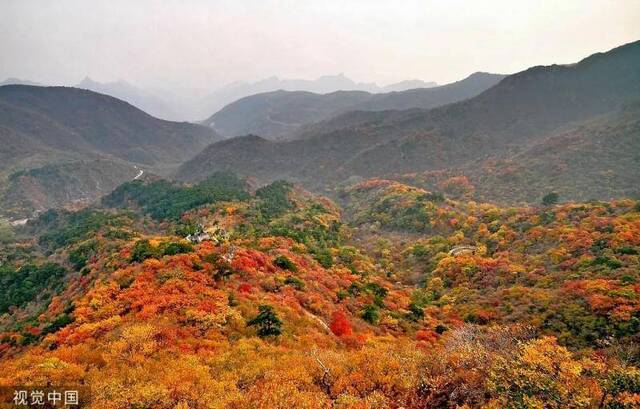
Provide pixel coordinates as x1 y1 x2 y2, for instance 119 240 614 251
254 181 294 221
407 302 424 321
284 276 305 290
542 192 560 206
361 304 380 324
591 256 623 269
313 248 334 268
68 240 97 271
0 263 67 314
36 209 112 250
42 313 74 335
273 255 297 271
330 310 352 337
130 239 158 262
161 241 194 256
103 172 249 220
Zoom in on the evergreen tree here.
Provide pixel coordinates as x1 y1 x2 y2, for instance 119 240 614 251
542 191 559 206
247 305 282 337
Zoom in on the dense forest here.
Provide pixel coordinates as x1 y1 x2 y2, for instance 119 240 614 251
1 174 639 408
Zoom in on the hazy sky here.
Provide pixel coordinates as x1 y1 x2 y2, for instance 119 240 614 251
1 0 639 90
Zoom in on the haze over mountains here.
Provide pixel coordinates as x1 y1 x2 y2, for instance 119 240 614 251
1 74 441 122
0 78 43 87
178 40 640 203
75 77 180 121
204 72 504 139
197 74 439 121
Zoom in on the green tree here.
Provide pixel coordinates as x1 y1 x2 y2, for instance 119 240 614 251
160 241 194 256
542 191 559 206
247 305 283 337
130 239 158 262
361 304 380 324
273 255 297 271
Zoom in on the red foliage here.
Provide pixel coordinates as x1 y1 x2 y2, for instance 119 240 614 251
341 333 366 348
330 310 353 337
416 329 439 343
238 283 253 293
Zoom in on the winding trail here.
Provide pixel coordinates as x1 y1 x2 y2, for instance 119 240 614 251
302 309 331 334
133 168 144 180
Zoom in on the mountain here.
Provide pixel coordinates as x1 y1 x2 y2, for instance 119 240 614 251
381 79 438 92
75 77 180 121
178 40 640 203
202 90 373 139
0 85 219 167
0 85 220 217
1 76 440 123
340 40 640 178
195 73 438 121
353 72 505 112
203 72 504 139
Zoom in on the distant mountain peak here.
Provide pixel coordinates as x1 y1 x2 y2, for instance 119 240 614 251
74 77 179 120
77 76 97 85
382 79 438 92
1 77 43 87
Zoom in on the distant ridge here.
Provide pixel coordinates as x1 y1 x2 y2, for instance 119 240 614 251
195 73 440 120
203 72 504 139
0 77 43 86
381 79 438 92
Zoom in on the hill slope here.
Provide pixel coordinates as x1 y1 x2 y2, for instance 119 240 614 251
466 103 640 203
203 72 504 139
0 176 639 407
0 85 220 168
203 90 372 140
0 85 221 217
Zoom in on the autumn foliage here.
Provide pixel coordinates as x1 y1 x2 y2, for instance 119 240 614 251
1 178 639 408
330 310 352 337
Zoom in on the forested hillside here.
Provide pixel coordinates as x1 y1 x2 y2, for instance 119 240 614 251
1 174 639 407
0 85 221 218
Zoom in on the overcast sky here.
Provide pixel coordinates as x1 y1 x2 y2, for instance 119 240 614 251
1 0 639 90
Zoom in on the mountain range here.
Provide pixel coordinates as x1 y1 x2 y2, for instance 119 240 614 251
1 74 440 122
203 72 504 139
178 40 640 203
1 40 638 218
196 74 439 120
0 78 43 87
